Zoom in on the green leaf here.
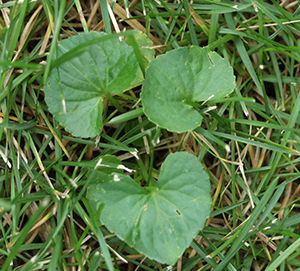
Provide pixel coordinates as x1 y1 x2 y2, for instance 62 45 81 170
44 31 139 138
86 152 212 265
141 46 236 132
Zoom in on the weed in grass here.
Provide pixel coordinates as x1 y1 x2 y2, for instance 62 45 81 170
1 1 300 270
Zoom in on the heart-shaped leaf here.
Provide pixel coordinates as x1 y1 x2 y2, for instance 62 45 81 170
44 31 138 138
141 46 236 133
86 152 211 265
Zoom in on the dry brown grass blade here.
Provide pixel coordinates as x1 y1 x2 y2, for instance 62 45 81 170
278 181 292 220
0 0 10 27
87 1 100 29
235 140 255 208
255 231 278 252
16 4 44 59
25 202 53 243
39 113 71 160
193 132 238 174
236 19 300 31
0 117 27 168
4 4 43 88
39 23 52 55
107 0 121 33
187 1 209 36
287 184 300 204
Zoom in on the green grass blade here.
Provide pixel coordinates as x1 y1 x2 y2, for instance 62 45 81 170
99 0 112 34
213 179 279 270
1 201 50 270
109 108 144 124
42 0 66 83
265 237 300 271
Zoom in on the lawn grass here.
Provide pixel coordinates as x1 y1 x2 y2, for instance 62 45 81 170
1 0 300 270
